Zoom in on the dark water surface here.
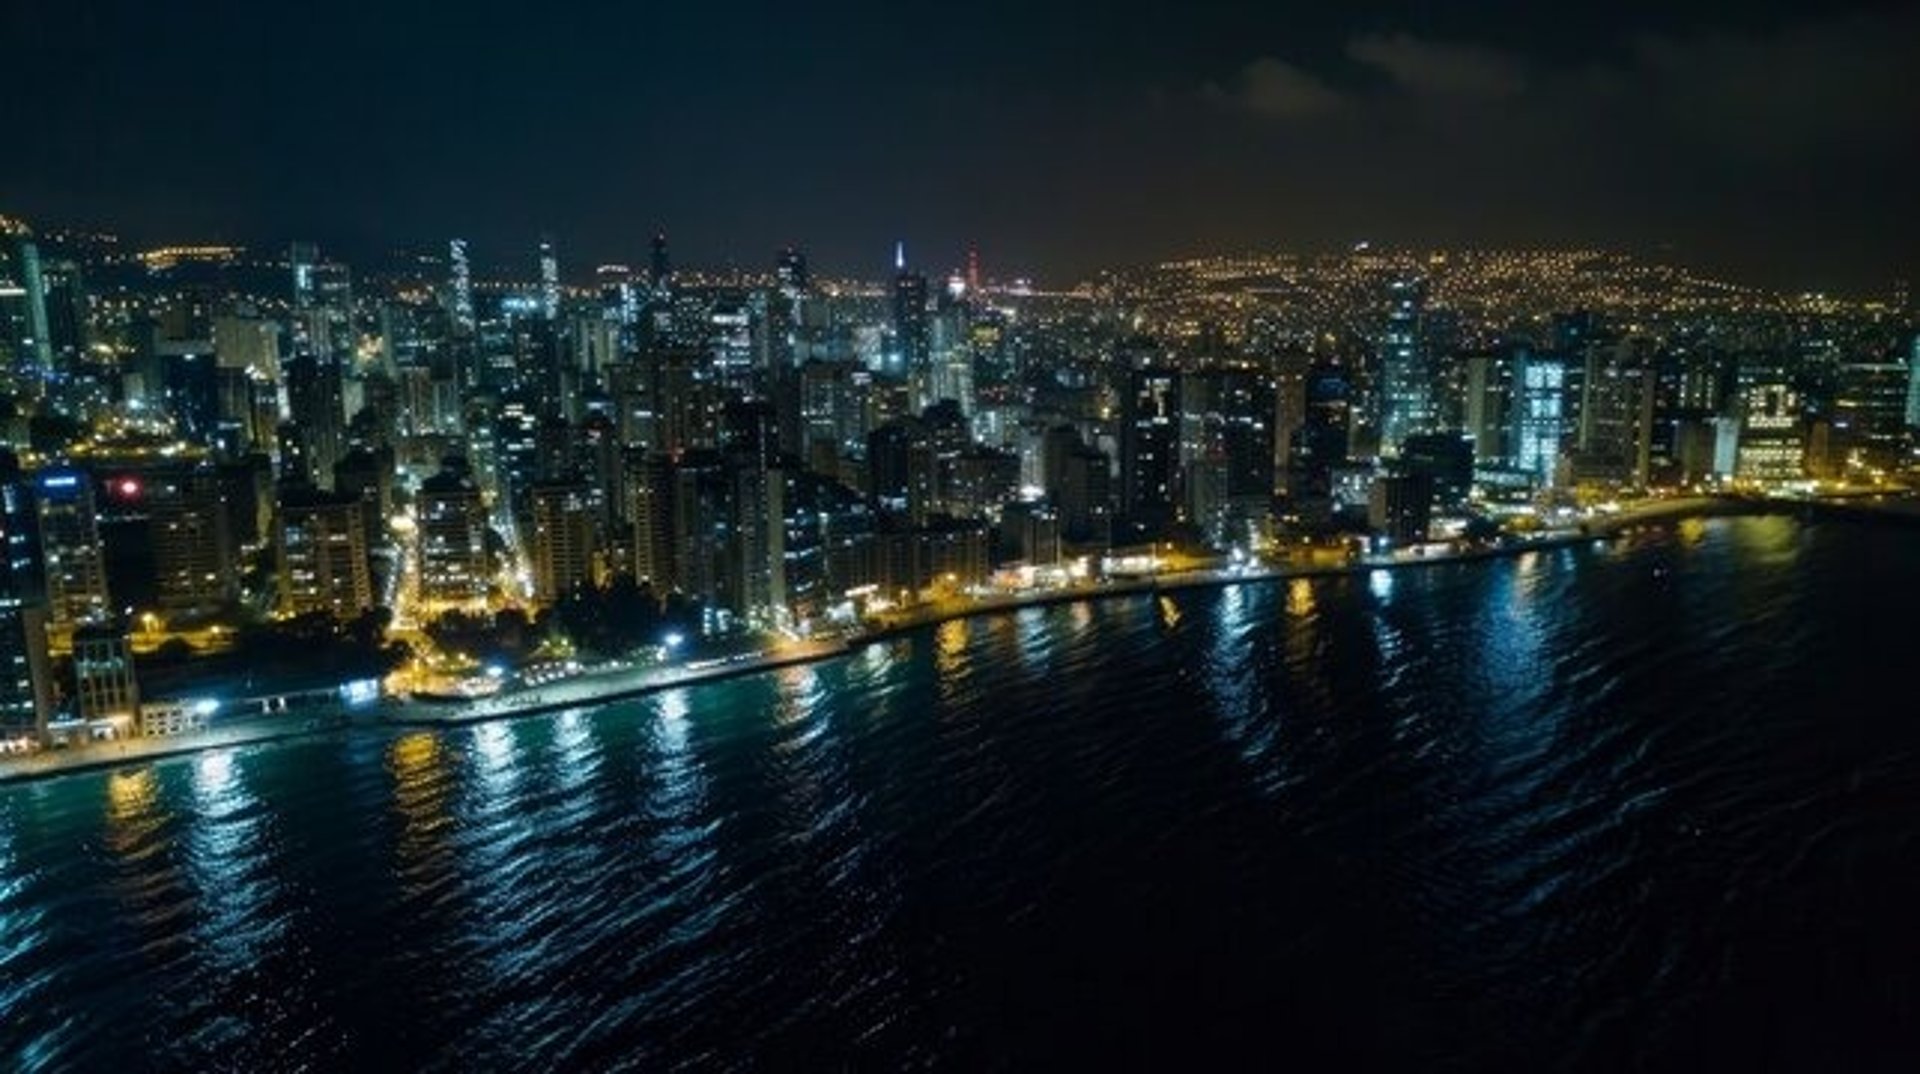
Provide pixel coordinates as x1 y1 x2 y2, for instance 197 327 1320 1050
4 516 1918 1071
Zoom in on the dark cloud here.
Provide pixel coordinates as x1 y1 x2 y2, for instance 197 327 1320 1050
1178 7 1918 289
1206 57 1348 118
1346 34 1527 99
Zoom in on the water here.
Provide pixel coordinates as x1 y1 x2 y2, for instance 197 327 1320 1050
3 516 1918 1071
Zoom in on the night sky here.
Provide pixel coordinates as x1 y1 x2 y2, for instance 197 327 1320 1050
5 0 1916 289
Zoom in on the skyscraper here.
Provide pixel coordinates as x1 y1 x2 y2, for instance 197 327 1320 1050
284 352 347 488
448 238 475 333
1511 349 1567 487
891 242 929 380
417 462 491 605
649 232 672 293
1120 368 1182 542
0 216 53 400
1377 277 1432 457
538 234 560 321
530 480 598 605
275 486 373 620
776 247 810 295
146 466 238 614
1905 334 1920 431
0 474 53 743
33 469 109 647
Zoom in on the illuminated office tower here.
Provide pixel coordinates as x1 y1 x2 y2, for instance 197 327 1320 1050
284 352 347 487
1905 335 1920 431
417 463 491 604
1120 368 1182 542
0 477 53 743
146 467 237 614
1182 370 1274 548
448 238 475 332
867 421 937 524
707 296 755 396
927 290 975 416
212 316 282 380
538 234 560 321
597 264 638 329
33 469 109 646
1510 349 1566 487
0 216 53 399
649 232 672 293
529 480 598 605
0 599 52 743
733 460 787 621
1730 380 1805 484
289 242 354 366
1571 343 1656 488
776 247 810 294
275 486 373 620
1377 277 1432 457
629 452 674 591
1462 350 1513 466
37 255 86 375
891 242 929 380
1831 358 1911 475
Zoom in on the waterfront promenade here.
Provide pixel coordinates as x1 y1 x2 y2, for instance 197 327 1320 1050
1 491 1904 787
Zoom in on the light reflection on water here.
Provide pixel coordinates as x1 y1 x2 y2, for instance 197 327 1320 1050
185 750 282 975
387 731 453 901
0 518 1913 1072
1206 583 1281 794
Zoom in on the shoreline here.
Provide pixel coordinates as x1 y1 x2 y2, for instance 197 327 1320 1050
0 492 1900 788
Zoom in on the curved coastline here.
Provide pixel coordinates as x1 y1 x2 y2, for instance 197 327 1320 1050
0 492 1897 788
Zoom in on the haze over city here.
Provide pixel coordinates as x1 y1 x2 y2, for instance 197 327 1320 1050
5 0 1919 289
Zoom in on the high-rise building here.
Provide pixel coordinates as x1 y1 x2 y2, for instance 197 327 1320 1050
776 247 810 294
1461 350 1512 470
1730 380 1805 484
630 452 675 592
146 467 237 614
0 473 53 744
891 243 929 380
37 255 85 376
1369 473 1435 544
284 353 346 487
448 238 475 333
732 462 787 621
0 600 53 744
1570 343 1657 488
1378 277 1432 457
649 233 672 293
1120 368 1182 542
0 216 53 400
33 469 109 647
867 421 936 524
417 463 491 604
1905 335 1920 431
537 235 560 321
530 480 598 605
1286 362 1353 503
1510 350 1567 488
1832 358 1911 475
276 486 373 620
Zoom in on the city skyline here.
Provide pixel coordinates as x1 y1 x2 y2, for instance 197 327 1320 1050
5 1 1918 291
